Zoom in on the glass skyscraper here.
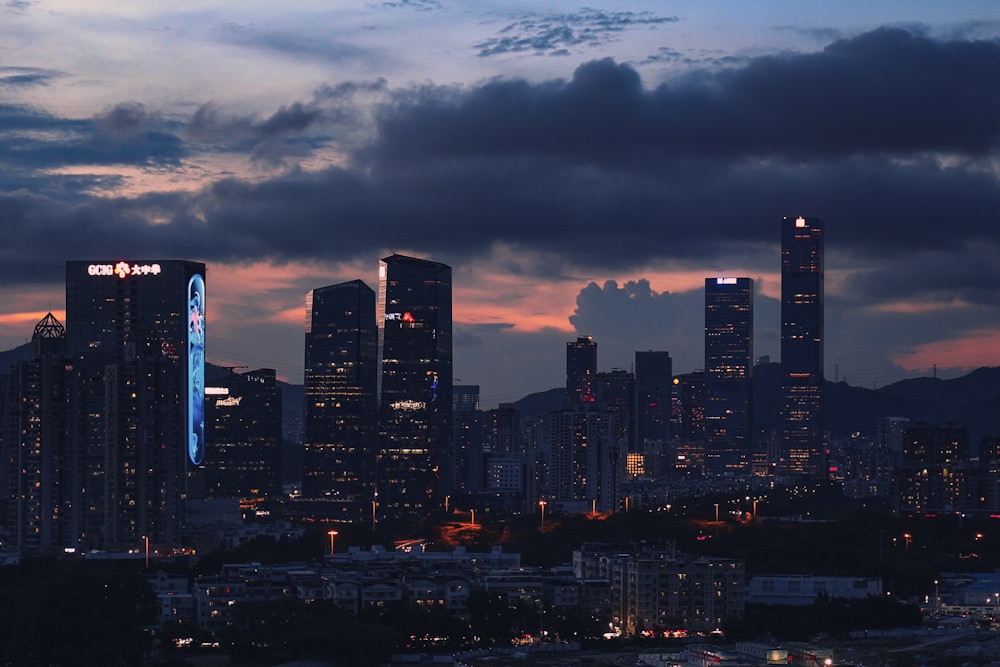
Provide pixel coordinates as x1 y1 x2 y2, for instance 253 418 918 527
376 254 452 516
780 216 825 477
302 280 378 517
705 277 753 474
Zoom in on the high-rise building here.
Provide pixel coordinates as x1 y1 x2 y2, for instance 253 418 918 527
547 409 618 512
204 368 282 504
635 351 672 447
1 313 73 554
566 336 597 404
672 371 706 476
376 254 452 516
302 280 378 517
594 369 635 452
705 277 754 474
780 216 825 478
452 385 482 494
899 422 971 512
65 259 205 550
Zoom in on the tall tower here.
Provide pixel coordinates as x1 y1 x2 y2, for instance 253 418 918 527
65 259 205 550
302 280 378 517
635 351 672 446
780 216 825 477
2 313 72 554
376 254 452 517
566 336 597 404
705 277 753 474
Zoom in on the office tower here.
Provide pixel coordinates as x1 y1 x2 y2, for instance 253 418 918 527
594 369 635 452
376 254 452 516
704 277 753 475
302 280 378 517
566 336 597 404
635 351 672 446
66 259 205 550
780 216 825 478
671 371 706 476
1 313 73 554
204 368 282 503
452 384 482 494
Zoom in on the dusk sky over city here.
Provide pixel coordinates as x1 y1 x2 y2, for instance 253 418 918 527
2 1 1000 406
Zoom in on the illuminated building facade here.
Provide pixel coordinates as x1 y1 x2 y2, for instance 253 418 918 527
547 408 619 512
376 254 452 516
566 336 597 404
302 280 378 517
65 259 205 550
780 216 825 477
672 371 706 476
705 277 753 474
204 368 282 503
899 422 971 512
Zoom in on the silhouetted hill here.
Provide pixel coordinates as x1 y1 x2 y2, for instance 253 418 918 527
749 363 1000 444
0 342 32 371
511 387 565 416
877 367 1000 405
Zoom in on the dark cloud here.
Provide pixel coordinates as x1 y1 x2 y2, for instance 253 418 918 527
2 28 1000 325
218 23 372 64
0 67 59 87
0 102 184 170
376 29 1000 164
476 8 679 57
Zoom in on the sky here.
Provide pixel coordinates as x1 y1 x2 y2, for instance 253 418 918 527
2 1 1000 407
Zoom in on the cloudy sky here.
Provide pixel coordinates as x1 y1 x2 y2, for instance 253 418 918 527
2 1 1000 407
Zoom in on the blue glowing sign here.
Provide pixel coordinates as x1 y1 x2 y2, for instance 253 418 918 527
187 274 205 465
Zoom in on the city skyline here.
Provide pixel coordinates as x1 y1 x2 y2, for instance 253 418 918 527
2 2 1000 407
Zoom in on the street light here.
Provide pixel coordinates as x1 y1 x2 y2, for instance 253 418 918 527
328 530 338 555
539 499 547 529
143 535 149 569
934 579 939 614
903 533 912 551
444 495 450 513
470 509 475 526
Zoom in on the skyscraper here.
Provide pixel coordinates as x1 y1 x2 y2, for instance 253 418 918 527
204 368 283 503
2 313 72 554
302 280 378 517
780 216 825 477
566 336 597 404
376 254 452 516
452 384 482 494
635 351 672 447
65 259 205 550
705 277 753 474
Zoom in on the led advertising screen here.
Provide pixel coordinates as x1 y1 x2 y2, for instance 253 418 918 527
188 273 206 465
